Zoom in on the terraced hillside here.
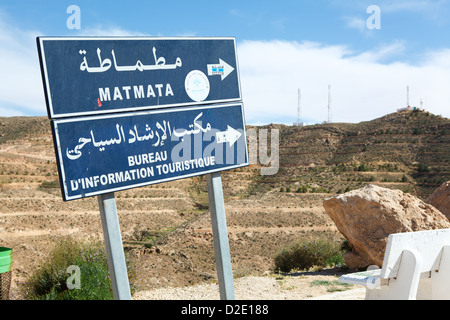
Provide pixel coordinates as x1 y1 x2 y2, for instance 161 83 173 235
0 109 448 297
254 109 449 199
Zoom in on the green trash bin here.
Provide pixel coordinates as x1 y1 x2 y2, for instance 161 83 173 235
0 247 12 300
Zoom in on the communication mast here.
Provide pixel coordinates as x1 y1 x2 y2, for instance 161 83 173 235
297 88 301 124
327 85 332 123
407 85 410 107
397 85 414 112
293 88 304 126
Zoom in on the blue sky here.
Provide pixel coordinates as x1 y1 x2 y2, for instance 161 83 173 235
1 1 450 124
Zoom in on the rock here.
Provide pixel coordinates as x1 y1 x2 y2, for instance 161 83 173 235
427 181 450 220
323 184 450 269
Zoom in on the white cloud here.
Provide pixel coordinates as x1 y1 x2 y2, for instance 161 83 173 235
0 18 449 126
0 106 26 117
380 0 447 14
343 0 449 36
345 17 367 33
237 40 450 124
229 9 245 19
79 25 197 37
351 41 406 63
0 16 45 116
78 25 149 37
0 22 151 117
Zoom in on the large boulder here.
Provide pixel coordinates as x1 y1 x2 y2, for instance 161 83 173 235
427 181 450 220
323 184 450 269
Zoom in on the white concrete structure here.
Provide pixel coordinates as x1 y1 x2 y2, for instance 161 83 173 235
339 229 450 300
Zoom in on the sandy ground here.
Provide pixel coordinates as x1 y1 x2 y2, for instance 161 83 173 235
132 275 366 300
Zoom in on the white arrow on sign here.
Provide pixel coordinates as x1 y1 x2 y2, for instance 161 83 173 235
216 125 242 147
207 58 235 81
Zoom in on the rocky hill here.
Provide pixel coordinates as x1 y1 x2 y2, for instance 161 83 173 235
0 109 448 297
253 109 449 200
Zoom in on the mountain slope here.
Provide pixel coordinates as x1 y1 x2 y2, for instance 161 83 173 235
254 109 449 199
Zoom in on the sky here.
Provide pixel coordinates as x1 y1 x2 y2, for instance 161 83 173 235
1 0 450 124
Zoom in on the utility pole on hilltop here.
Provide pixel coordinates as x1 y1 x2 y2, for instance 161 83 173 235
293 88 304 126
328 85 332 124
407 85 410 107
297 88 301 124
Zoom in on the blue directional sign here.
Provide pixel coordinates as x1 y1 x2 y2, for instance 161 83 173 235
52 103 248 201
37 37 242 119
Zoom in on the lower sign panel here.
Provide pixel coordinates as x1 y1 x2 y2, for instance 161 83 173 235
52 103 248 201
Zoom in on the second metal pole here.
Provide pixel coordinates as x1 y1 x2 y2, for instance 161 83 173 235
206 172 235 300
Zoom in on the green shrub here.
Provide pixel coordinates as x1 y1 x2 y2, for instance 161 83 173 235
417 163 431 173
62 245 113 300
23 237 135 300
274 237 345 273
39 180 60 189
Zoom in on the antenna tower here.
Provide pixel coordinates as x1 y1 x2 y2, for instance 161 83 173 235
293 88 304 126
327 85 332 123
407 85 410 107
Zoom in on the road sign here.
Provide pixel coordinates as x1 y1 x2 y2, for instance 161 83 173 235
37 37 242 119
52 103 248 201
39 36 245 299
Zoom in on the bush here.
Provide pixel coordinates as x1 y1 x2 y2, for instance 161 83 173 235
23 237 135 300
274 238 345 273
63 245 113 300
417 163 431 173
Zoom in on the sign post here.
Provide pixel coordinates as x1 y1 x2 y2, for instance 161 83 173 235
98 193 131 300
207 172 235 300
37 36 247 300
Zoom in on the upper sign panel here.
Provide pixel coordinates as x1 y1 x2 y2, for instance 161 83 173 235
37 37 242 119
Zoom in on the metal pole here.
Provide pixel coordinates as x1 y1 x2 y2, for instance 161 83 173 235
206 172 235 300
98 192 132 300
